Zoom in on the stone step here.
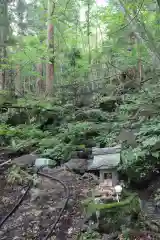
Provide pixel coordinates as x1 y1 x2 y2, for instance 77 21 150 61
140 200 160 220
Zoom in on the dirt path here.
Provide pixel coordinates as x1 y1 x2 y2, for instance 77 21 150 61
0 166 96 240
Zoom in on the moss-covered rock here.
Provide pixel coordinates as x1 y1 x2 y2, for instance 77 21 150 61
65 158 88 173
0 91 18 106
39 106 65 130
6 111 29 125
99 96 121 112
83 193 140 234
75 109 107 122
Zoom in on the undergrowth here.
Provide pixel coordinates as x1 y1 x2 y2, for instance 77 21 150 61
1 78 160 184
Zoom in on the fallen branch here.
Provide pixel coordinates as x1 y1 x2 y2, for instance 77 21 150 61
0 104 54 111
0 159 12 167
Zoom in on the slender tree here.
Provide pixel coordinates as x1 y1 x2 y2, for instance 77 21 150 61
87 0 91 64
46 0 55 95
0 0 9 90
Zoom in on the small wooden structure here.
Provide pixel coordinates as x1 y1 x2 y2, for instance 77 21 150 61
88 145 121 186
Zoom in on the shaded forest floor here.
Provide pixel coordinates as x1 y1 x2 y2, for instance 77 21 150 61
1 155 160 239
0 163 97 240
1 74 160 239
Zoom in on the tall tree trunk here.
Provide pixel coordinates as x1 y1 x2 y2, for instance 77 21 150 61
87 0 91 64
36 62 44 94
1 47 7 90
46 0 55 96
0 70 2 89
15 65 22 96
0 0 9 90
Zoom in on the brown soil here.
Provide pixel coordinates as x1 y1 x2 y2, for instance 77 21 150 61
0 165 97 240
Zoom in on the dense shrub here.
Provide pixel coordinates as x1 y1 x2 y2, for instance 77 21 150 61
75 109 107 122
1 83 160 185
40 143 74 162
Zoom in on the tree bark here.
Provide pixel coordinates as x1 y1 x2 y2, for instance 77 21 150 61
46 0 55 96
156 0 160 10
1 47 7 90
0 0 9 90
36 63 45 94
15 65 22 96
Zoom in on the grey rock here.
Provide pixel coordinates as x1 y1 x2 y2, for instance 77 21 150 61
102 233 118 240
12 154 38 167
35 158 56 167
64 158 88 173
81 224 89 232
81 173 99 184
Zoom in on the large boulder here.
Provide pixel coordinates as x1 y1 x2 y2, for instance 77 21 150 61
64 158 88 174
116 129 137 147
6 111 29 125
12 154 38 167
99 97 121 112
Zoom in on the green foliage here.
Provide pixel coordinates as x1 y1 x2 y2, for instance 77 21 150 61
40 143 74 162
0 124 22 146
38 137 60 150
80 231 101 240
75 109 107 122
95 131 117 147
0 98 118 163
83 193 139 214
58 122 99 144
83 193 140 235
0 101 101 161
7 165 32 184
2 1 160 238
119 114 160 182
2 0 160 186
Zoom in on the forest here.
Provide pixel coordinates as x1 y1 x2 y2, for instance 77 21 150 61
0 0 160 239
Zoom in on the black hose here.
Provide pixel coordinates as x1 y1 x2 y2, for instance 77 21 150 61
0 183 32 228
0 166 70 240
38 171 70 240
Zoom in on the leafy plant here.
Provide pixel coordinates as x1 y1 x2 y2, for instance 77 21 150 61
7 165 32 184
40 143 74 162
80 230 101 240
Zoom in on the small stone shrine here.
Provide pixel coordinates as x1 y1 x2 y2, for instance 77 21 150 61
88 145 121 186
